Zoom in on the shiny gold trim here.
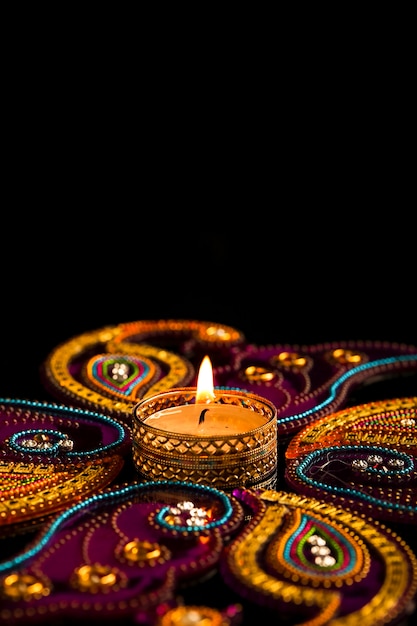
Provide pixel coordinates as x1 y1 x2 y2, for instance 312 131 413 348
42 324 192 420
225 489 417 626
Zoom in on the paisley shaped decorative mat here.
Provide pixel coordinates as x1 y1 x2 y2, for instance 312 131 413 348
0 480 245 624
3 319 416 624
40 319 245 424
40 319 417 440
284 395 417 525
214 339 417 440
220 487 417 626
0 398 131 537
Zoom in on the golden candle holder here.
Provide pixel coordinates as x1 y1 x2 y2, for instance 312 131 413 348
132 387 278 491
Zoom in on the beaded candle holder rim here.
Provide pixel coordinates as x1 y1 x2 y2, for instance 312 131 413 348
132 386 278 441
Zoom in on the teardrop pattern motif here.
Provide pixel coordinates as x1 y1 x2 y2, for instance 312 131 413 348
84 354 158 400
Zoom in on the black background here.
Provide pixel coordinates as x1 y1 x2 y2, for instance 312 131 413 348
2 214 415 401
2 3 415 397
2 91 416 623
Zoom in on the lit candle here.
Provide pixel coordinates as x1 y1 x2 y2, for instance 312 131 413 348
132 355 278 490
144 355 268 435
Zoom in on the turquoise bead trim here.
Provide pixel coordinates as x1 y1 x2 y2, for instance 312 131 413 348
0 397 127 456
8 429 72 455
283 513 357 576
296 445 417 514
215 386 248 392
155 483 233 532
277 354 417 426
0 480 233 574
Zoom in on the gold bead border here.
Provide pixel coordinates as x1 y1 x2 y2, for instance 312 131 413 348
41 324 193 422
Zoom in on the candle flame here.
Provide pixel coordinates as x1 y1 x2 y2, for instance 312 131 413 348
196 355 216 404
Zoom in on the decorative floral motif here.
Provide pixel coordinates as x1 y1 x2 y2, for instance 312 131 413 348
1 573 51 601
156 603 243 626
70 563 128 593
117 539 171 566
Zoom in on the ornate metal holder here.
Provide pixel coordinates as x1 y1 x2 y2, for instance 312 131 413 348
132 387 278 491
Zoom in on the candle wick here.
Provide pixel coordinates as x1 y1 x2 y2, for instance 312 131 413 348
198 408 209 425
